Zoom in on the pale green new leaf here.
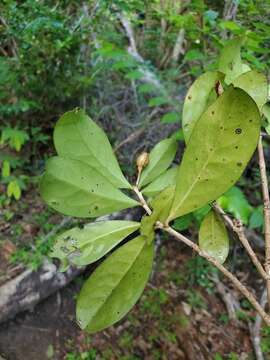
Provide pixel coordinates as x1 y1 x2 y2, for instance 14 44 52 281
51 220 140 269
199 210 229 264
168 87 261 222
218 37 248 84
54 109 130 188
40 157 138 218
138 138 177 188
182 71 223 142
76 236 154 333
142 167 177 197
141 186 175 242
233 70 268 110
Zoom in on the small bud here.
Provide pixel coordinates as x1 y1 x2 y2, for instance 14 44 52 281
136 152 149 172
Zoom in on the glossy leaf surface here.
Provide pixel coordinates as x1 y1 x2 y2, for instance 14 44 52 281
54 109 130 188
142 167 177 197
76 236 153 333
233 70 268 110
138 138 177 188
199 210 229 264
40 157 138 218
169 87 261 221
182 71 223 142
51 220 140 269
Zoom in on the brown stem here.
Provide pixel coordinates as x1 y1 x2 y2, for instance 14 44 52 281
213 203 269 281
258 135 270 306
156 221 270 326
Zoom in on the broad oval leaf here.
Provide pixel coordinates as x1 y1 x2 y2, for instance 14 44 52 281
40 157 138 218
138 138 177 188
168 87 261 222
76 236 154 333
182 71 223 142
233 70 268 111
199 210 229 264
51 220 140 269
218 37 248 84
54 109 130 188
142 167 177 197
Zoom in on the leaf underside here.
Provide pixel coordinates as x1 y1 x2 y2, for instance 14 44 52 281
76 236 154 333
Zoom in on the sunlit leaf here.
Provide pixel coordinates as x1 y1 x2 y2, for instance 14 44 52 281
249 206 264 229
76 236 153 333
182 71 223 142
199 210 229 264
168 87 261 221
40 157 138 218
54 109 130 188
233 70 268 110
51 220 140 270
7 180 21 200
218 37 248 84
142 167 177 197
139 138 177 188
2 160 10 178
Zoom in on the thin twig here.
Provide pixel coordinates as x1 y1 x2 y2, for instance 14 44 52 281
249 288 267 360
133 186 152 215
155 221 270 326
213 203 268 281
258 136 270 306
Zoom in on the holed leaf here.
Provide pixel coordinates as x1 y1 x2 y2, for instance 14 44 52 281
199 210 229 264
138 138 177 188
76 236 154 333
218 37 249 84
51 220 140 270
182 71 223 142
233 70 268 111
54 109 130 188
40 157 138 218
168 87 261 222
142 167 177 197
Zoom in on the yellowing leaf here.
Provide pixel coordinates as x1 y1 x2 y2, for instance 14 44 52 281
40 157 138 218
168 87 261 222
51 220 140 269
182 71 223 142
233 70 268 110
54 109 130 188
76 236 153 333
199 210 229 264
139 138 177 188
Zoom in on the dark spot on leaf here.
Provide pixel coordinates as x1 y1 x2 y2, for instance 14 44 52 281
81 177 84 180
222 158 226 162
249 119 253 123
210 148 213 152
94 206 98 210
195 157 198 161
220 126 224 130
188 95 192 100
211 111 215 115
237 162 242 167
235 146 239 149
235 128 242 134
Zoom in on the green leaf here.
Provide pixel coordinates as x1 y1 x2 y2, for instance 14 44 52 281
138 83 156 94
217 186 252 225
142 167 177 197
40 157 138 218
2 160 10 178
148 97 169 107
233 70 268 111
126 70 143 80
173 213 193 231
199 210 229 264
249 206 264 229
54 109 130 188
76 236 153 333
7 180 21 200
161 112 179 124
51 220 140 269
263 103 270 134
168 87 261 221
218 37 248 84
182 71 223 142
139 138 177 188
141 186 175 242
